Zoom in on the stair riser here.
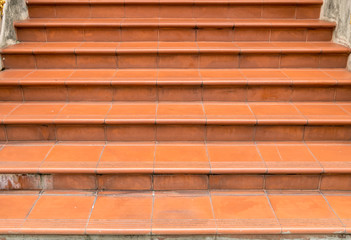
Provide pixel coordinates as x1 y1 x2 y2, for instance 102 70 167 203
16 27 333 42
0 174 349 191
1 85 351 102
3 53 349 69
1 124 351 142
28 4 321 19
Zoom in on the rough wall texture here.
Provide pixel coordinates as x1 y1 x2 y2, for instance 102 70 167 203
0 0 28 48
321 0 351 70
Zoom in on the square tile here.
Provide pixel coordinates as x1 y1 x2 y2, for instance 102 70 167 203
269 194 344 234
204 103 255 124
97 144 155 174
40 144 104 174
153 192 216 234
87 193 153 234
207 144 266 174
155 144 210 174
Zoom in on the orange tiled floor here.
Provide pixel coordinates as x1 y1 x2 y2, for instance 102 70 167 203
0 142 350 174
0 190 350 235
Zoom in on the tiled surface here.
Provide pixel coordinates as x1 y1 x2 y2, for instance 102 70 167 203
0 190 350 235
0 142 350 174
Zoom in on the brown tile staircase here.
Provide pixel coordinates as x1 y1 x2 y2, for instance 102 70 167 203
0 0 351 237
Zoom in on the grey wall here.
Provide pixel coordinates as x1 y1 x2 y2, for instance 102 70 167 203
321 0 351 70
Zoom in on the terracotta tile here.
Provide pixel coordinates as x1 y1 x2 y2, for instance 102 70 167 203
296 5 321 19
87 194 153 234
240 54 280 68
325 195 351 233
160 5 194 18
250 103 306 125
84 27 121 42
41 145 104 174
159 28 195 42
105 103 156 124
47 28 84 42
0 102 20 118
195 4 228 18
304 126 351 141
17 28 47 42
6 125 56 141
336 87 351 101
0 174 41 190
255 126 304 141
233 28 270 42
23 195 95 234
203 86 247 102
320 54 349 68
25 69 73 79
91 4 124 18
3 54 36 69
248 86 292 101
295 103 351 124
106 125 156 141
98 175 152 190
157 103 205 124
207 144 266 174
284 70 332 80
113 86 157 101
269 194 343 234
281 54 320 68
56 125 105 141
205 103 255 124
118 54 157 68
36 54 76 69
155 144 210 174
156 125 205 141
23 86 67 101
56 5 91 18
28 5 56 18
271 28 306 42
121 28 158 42
212 195 280 234
77 54 117 69
265 175 320 190
158 86 202 102
257 143 322 174
206 125 255 141
158 69 200 80
125 5 159 18
0 194 38 234
154 175 208 190
97 145 154 174
321 175 351 191
209 175 264 190
307 28 333 41
67 86 113 101
197 28 233 42
199 53 239 69
153 192 216 234
200 69 244 80
112 68 157 80
52 174 97 190
228 5 262 18
159 54 198 69
262 5 296 19
292 87 335 102
56 103 111 124
307 143 351 173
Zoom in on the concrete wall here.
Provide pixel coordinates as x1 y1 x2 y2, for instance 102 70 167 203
321 0 351 70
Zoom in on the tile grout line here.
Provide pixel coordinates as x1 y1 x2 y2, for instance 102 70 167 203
208 189 218 235
264 190 283 234
18 190 43 231
84 191 98 235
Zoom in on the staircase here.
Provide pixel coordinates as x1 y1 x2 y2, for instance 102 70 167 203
0 0 351 238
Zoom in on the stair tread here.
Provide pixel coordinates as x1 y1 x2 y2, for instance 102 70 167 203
0 141 350 174
1 101 351 125
15 18 335 27
0 189 349 235
3 42 349 54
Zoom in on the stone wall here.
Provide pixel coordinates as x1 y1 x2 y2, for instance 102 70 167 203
321 0 351 70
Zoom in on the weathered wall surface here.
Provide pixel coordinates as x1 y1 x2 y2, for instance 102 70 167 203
0 0 28 48
321 0 351 70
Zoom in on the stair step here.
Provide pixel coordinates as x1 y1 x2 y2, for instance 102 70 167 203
27 0 323 19
0 190 349 235
1 69 351 102
0 141 350 190
2 42 350 69
1 102 351 141
15 19 335 42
